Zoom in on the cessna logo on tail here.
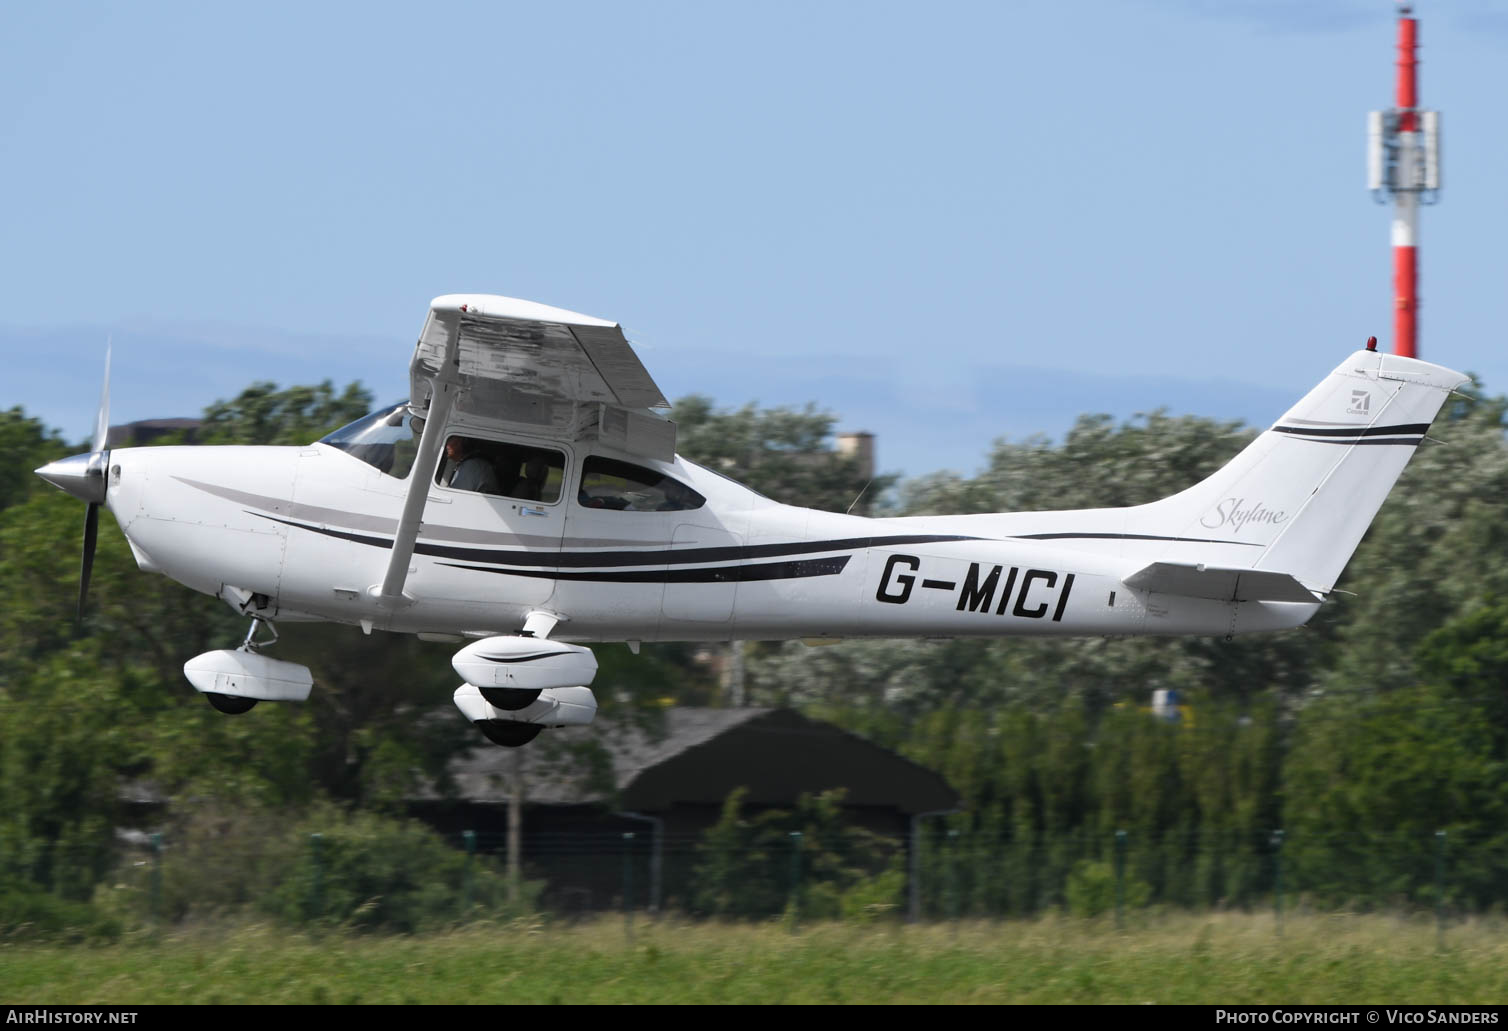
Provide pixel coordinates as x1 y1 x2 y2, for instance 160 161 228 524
1199 498 1290 536
1348 390 1372 415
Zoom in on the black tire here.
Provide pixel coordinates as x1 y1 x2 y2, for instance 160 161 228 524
479 686 542 711
478 721 543 748
206 692 258 715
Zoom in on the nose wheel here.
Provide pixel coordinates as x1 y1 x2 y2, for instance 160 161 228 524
197 617 285 716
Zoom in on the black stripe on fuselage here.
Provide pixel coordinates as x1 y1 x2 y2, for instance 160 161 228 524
1011 532 1264 547
253 512 1270 565
249 512 969 568
439 556 852 583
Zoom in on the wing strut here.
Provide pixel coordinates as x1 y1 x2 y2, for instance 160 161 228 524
375 317 463 603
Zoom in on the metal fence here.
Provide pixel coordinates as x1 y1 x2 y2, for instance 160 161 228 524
467 826 1504 925
79 826 1495 928
13 824 1506 934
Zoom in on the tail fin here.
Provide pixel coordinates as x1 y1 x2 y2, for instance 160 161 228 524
1126 349 1467 592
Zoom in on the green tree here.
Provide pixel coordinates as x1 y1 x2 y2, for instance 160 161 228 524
1281 681 1508 909
267 806 514 932
0 408 67 515
671 395 892 512
1321 386 1508 695
1415 596 1508 760
692 788 787 917
198 380 373 446
900 410 1255 516
0 645 125 899
691 787 897 918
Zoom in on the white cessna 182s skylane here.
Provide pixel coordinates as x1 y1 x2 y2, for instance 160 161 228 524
36 295 1469 747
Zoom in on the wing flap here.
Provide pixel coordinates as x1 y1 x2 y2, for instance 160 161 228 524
570 324 667 409
1122 562 1320 603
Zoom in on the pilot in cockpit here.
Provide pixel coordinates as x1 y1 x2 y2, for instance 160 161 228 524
444 436 502 495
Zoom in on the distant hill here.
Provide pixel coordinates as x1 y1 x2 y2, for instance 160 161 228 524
11 323 1296 478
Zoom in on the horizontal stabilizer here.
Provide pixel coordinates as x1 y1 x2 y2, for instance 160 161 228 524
1123 562 1320 603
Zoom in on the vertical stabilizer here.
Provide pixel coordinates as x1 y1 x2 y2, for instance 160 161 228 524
1126 349 1466 591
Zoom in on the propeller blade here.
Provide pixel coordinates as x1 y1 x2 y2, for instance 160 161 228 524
78 503 99 623
92 338 112 455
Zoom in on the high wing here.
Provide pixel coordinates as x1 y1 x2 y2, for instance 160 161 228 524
409 294 674 462
379 294 676 603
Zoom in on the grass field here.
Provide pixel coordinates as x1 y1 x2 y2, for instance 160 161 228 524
4 913 1507 1004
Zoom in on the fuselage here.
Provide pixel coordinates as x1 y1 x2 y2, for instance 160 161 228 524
36 298 1467 746
103 438 1317 644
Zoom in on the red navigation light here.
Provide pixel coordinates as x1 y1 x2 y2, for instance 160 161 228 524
1366 336 1378 352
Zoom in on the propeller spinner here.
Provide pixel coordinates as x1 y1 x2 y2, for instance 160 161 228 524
33 341 111 622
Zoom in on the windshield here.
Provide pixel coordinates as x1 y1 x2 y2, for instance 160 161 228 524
318 403 423 479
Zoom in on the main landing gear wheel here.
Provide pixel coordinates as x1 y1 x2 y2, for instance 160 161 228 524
478 722 542 748
206 692 258 715
479 686 542 710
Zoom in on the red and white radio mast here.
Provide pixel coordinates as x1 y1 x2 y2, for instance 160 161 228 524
1368 3 1441 358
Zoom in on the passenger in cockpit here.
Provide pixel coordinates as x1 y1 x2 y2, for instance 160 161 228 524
514 455 550 501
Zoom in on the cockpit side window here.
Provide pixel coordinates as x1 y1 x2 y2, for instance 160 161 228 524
436 434 566 503
577 456 705 512
318 403 422 479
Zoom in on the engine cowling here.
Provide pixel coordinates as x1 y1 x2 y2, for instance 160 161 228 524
451 636 598 691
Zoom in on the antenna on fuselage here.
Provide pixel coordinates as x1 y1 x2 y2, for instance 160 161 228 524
845 479 872 516
837 431 876 516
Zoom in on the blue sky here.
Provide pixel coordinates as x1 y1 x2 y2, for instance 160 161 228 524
4 1 1505 477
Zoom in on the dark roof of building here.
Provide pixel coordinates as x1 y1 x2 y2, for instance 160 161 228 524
444 706 959 815
106 418 201 447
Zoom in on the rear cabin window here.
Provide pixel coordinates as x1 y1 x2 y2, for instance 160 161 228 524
436 435 566 503
577 456 705 512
